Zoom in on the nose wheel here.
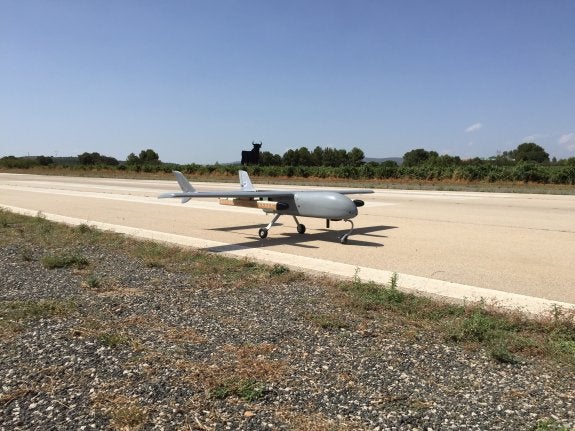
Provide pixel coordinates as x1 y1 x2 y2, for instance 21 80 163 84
294 216 306 234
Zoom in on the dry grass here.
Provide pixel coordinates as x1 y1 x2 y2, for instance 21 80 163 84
91 392 148 431
121 315 208 345
0 388 37 407
203 343 286 401
274 410 363 431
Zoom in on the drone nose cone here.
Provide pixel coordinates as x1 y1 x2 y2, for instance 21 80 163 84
333 194 358 218
328 193 358 218
346 199 359 217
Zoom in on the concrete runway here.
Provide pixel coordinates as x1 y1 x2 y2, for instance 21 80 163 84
1 173 574 313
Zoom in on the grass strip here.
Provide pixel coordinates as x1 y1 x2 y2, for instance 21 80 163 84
2 208 574 367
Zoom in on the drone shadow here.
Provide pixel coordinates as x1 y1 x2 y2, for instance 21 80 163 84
206 224 396 252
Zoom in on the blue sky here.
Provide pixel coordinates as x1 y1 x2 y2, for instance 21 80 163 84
1 0 574 163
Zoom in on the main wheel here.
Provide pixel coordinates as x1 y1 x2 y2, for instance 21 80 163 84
258 228 268 239
297 224 306 234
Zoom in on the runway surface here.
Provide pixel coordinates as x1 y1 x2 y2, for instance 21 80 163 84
1 173 574 313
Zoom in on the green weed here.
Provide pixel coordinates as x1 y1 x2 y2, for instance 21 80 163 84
75 223 103 243
343 274 410 311
34 212 53 234
98 331 129 348
213 378 266 402
448 306 507 343
311 313 350 330
549 327 575 365
446 304 524 364
531 418 572 431
77 223 93 234
84 274 101 289
41 252 89 269
0 299 76 321
489 341 520 364
270 264 289 276
0 214 8 228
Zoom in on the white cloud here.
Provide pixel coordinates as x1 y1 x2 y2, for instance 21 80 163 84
558 133 575 152
465 123 483 133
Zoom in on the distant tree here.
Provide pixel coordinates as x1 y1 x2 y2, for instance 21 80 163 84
36 155 54 166
138 149 160 164
296 147 313 166
512 143 549 164
403 149 460 167
465 157 484 165
0 156 36 168
312 146 324 166
259 151 282 166
280 145 366 167
78 152 119 166
282 149 298 166
321 147 348 167
402 149 432 167
321 147 336 166
348 147 365 166
491 151 515 166
381 160 398 167
125 149 161 165
336 149 348 166
99 155 119 166
126 153 139 165
78 152 99 165
433 154 461 166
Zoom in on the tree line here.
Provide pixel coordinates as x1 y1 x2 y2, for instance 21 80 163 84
258 146 365 167
402 143 554 167
2 143 575 185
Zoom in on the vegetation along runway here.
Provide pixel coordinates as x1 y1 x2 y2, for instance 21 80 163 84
1 173 574 314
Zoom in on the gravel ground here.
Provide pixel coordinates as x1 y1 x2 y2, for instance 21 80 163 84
1 241 574 431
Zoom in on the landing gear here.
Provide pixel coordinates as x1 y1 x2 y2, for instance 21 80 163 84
339 219 354 244
258 213 281 239
257 215 354 243
294 216 306 234
257 214 306 239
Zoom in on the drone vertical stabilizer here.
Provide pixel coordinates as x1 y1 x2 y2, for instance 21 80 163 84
239 170 256 192
173 171 194 203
